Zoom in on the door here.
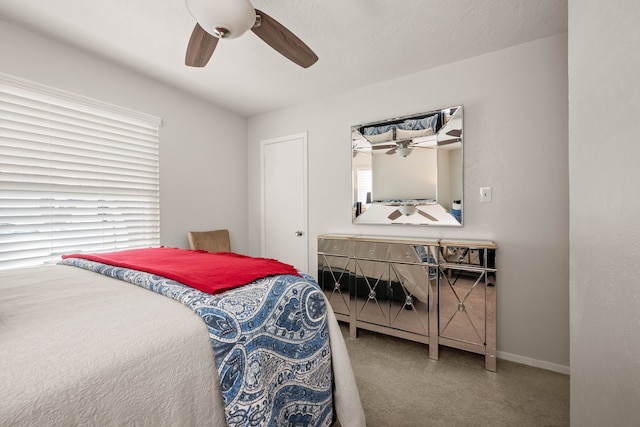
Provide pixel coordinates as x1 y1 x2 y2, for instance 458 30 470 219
261 133 308 272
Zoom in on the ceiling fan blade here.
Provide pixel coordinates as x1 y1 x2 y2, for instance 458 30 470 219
388 209 402 220
386 147 397 155
446 129 462 138
186 23 219 67
370 143 396 150
418 210 439 221
252 9 318 68
438 137 462 146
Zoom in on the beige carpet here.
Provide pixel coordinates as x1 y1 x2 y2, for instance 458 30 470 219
335 324 569 427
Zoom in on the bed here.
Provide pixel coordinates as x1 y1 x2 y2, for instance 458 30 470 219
0 247 365 427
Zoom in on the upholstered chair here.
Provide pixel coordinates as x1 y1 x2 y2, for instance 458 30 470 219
187 229 231 253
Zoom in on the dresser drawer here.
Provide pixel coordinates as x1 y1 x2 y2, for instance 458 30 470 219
318 237 351 256
439 240 497 269
353 241 434 264
353 241 389 261
386 243 427 263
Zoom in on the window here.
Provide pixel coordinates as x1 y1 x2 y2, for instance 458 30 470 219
0 73 161 270
356 168 372 204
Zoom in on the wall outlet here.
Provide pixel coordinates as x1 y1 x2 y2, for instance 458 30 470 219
480 187 492 203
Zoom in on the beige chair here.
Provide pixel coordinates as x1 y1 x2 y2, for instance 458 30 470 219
187 229 231 253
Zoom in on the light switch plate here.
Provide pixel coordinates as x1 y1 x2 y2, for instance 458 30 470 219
480 187 492 203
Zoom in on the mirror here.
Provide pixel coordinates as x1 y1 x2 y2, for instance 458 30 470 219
352 105 463 226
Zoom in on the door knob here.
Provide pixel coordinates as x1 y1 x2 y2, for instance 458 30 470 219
295 230 303 236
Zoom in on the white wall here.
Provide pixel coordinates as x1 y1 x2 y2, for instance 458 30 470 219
0 19 249 253
248 34 570 371
569 1 640 424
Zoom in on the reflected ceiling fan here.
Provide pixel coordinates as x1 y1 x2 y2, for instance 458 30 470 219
385 140 418 157
185 0 318 68
374 139 435 157
386 203 439 221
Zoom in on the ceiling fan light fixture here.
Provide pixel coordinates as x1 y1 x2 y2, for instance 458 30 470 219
396 146 413 157
398 205 418 216
185 0 256 39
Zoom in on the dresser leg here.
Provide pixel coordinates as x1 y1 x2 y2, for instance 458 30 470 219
485 353 496 372
429 341 439 360
349 321 357 339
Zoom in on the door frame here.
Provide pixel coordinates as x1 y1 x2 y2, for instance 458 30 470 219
260 132 309 272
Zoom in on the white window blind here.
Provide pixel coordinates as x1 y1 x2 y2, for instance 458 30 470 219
0 73 161 270
356 168 372 204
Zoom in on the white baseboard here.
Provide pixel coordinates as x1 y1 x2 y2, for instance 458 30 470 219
496 351 570 375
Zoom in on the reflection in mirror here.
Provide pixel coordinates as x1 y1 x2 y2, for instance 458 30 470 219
352 106 463 226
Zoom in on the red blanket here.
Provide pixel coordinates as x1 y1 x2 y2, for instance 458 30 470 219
62 247 300 294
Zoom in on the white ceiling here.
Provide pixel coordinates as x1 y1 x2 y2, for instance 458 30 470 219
0 0 567 117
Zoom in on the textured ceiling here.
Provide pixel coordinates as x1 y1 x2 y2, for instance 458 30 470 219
0 0 567 117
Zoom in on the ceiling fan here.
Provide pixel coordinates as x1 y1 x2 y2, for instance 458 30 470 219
384 140 421 157
370 138 435 157
184 0 318 68
386 203 439 221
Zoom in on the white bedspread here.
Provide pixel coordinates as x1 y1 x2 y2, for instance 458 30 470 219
0 265 365 427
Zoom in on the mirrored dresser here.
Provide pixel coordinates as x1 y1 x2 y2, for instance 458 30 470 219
317 234 498 371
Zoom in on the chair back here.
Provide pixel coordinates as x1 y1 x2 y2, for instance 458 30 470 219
188 229 231 253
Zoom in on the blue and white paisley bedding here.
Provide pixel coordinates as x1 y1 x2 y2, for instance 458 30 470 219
59 258 334 427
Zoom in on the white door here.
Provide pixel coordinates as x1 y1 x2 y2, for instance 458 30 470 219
261 133 308 272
